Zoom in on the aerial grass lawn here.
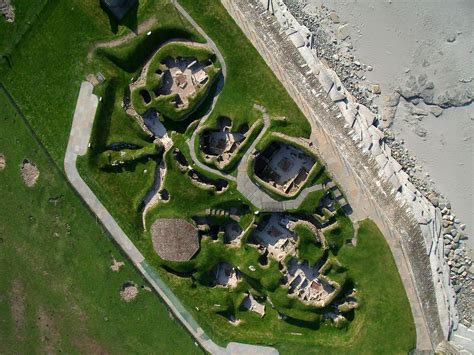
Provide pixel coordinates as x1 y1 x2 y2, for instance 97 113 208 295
0 0 49 55
0 0 193 164
0 0 416 352
178 0 311 139
0 90 201 354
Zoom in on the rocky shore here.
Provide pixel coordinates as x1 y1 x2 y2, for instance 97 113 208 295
281 0 473 331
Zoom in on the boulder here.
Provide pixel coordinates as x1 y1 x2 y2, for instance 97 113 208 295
428 105 444 117
329 11 340 23
383 92 401 107
371 84 381 94
446 34 457 42
418 74 428 87
336 24 350 40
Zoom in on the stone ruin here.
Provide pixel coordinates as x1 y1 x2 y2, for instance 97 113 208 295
240 293 266 317
224 222 243 245
199 116 248 169
251 213 356 317
254 213 297 262
214 262 240 288
145 57 209 109
284 258 336 306
254 141 315 196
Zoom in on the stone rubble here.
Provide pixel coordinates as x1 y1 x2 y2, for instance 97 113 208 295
0 0 14 22
283 0 379 111
0 153 6 170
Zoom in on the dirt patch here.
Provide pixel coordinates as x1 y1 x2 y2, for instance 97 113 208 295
37 308 60 354
0 154 6 170
70 302 87 323
110 257 124 272
120 282 139 302
72 336 109 355
20 159 39 187
9 279 26 339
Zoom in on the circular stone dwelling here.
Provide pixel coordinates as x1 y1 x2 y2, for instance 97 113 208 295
151 218 199 262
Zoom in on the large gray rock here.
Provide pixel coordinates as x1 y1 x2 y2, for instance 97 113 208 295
428 105 444 117
336 24 350 40
329 11 340 23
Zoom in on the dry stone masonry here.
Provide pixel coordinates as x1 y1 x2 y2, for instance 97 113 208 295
220 0 474 348
254 0 473 342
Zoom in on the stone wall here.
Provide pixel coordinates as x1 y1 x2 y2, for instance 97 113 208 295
224 0 455 346
264 0 457 341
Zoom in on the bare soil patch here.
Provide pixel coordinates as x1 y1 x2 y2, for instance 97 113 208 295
20 159 39 187
9 279 26 338
120 282 139 302
72 336 109 355
37 308 60 354
70 302 87 322
0 153 6 170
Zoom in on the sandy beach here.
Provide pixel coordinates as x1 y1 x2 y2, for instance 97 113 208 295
300 0 474 246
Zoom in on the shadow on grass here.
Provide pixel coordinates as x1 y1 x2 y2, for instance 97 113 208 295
98 29 203 73
101 0 139 35
283 316 322 331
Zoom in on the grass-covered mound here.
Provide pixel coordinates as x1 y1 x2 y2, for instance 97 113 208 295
0 0 416 351
130 42 221 121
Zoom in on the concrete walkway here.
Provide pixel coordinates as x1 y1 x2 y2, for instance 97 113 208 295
222 0 434 350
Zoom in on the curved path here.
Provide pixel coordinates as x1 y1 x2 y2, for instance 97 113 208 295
65 1 277 352
187 101 326 210
87 17 157 61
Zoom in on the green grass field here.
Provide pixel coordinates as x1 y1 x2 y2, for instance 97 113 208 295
0 0 416 352
178 0 311 139
0 89 201 354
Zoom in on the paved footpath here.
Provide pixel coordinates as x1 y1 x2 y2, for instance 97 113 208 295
189 102 325 211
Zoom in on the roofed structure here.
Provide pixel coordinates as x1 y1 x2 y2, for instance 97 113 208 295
101 0 137 20
151 218 199 261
